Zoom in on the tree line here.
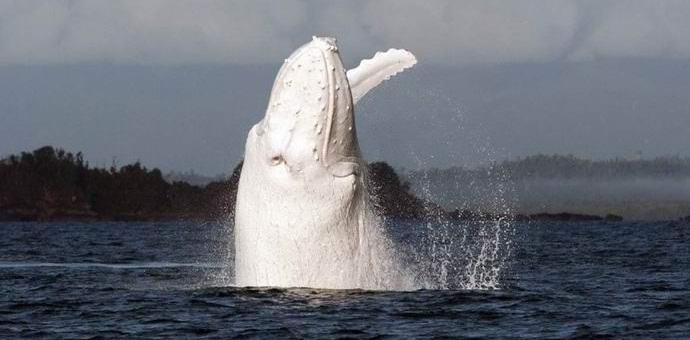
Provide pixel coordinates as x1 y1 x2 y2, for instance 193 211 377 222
411 154 690 182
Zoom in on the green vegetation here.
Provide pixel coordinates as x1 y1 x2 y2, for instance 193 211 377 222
0 146 239 221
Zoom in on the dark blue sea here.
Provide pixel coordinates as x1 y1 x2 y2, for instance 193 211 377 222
1 220 689 339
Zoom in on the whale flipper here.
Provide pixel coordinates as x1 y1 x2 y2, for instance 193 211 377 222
347 49 417 104
328 161 360 178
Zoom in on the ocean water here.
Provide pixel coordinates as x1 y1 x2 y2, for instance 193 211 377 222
1 220 689 339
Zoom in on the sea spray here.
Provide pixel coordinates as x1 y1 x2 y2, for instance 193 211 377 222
400 136 515 290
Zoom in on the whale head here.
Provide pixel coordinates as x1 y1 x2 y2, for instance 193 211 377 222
253 36 360 180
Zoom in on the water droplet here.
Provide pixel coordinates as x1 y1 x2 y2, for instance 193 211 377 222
348 126 352 131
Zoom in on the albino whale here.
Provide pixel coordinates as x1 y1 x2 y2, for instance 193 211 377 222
234 36 417 289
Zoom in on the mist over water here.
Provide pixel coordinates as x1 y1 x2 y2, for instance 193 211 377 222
410 175 690 220
517 178 690 202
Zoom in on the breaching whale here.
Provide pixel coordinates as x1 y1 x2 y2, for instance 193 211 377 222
234 36 417 289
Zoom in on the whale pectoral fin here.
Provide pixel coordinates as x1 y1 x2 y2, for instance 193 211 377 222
328 161 360 178
346 49 417 104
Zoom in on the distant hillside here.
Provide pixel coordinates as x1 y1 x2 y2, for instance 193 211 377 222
410 154 690 182
497 154 690 179
164 171 224 187
406 154 690 220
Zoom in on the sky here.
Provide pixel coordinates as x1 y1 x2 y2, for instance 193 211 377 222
0 0 689 175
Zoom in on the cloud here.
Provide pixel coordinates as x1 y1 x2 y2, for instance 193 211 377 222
567 0 690 61
0 0 308 64
0 0 689 65
357 0 690 64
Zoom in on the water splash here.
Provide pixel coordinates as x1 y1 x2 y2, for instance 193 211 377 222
397 156 514 290
362 79 517 290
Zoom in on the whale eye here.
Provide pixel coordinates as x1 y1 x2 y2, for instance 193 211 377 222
270 155 283 166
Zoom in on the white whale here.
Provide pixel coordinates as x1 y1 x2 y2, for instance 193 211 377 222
234 36 417 289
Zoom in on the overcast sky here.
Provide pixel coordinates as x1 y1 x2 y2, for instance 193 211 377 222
1 0 689 174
